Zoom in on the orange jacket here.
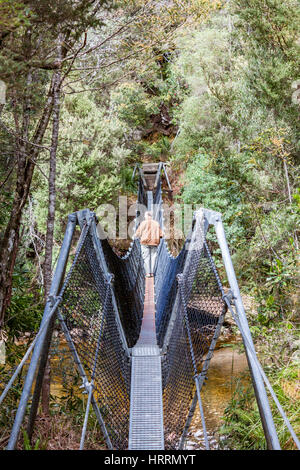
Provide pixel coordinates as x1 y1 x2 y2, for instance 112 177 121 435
135 219 163 246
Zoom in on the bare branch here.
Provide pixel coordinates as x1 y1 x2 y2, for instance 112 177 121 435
61 6 145 63
0 118 51 152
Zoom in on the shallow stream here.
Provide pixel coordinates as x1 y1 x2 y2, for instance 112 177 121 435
48 340 250 450
185 345 249 450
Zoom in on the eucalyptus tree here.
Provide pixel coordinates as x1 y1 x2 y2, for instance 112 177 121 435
0 0 112 420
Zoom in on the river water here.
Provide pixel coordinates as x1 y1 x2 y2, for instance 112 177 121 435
49 341 249 450
184 345 249 450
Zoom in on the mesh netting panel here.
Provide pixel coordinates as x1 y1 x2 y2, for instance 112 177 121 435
102 238 145 348
154 239 188 347
161 294 194 449
185 243 226 366
138 176 148 208
161 221 226 449
153 177 164 227
59 227 131 450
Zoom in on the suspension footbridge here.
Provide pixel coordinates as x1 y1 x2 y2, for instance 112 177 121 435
2 163 299 451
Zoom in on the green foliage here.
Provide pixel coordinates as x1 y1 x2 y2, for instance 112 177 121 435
181 153 247 246
219 379 268 449
139 136 172 162
0 0 32 30
22 430 41 450
110 81 159 128
169 3 299 275
119 166 137 193
231 0 300 121
166 4 299 449
219 361 300 450
5 261 43 335
32 92 134 237
0 0 299 451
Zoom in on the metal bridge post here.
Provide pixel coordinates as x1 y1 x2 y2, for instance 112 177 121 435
7 213 77 450
209 211 281 450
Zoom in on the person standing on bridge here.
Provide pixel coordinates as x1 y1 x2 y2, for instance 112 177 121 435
135 211 163 277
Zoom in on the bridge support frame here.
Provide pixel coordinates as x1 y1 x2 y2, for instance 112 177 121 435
203 209 281 450
7 209 130 450
7 213 77 450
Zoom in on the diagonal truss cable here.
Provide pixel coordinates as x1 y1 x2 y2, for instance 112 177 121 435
224 296 300 450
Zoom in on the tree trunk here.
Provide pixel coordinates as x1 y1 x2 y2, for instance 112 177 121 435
43 71 61 298
41 42 62 415
0 76 55 328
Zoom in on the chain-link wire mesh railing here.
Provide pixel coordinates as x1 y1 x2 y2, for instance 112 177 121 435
58 219 132 450
182 242 227 367
154 239 188 348
102 238 145 348
159 216 227 449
